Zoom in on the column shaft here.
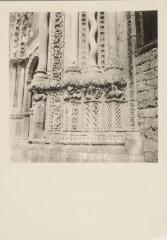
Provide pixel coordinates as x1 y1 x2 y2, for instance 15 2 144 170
18 64 25 111
36 13 49 73
71 12 79 65
107 12 118 59
10 64 17 109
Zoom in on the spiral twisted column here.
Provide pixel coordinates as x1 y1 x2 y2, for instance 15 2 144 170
88 12 98 66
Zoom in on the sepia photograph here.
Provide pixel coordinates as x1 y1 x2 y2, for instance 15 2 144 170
0 1 167 240
9 11 158 162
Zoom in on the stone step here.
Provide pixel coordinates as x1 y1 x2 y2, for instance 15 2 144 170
10 141 144 162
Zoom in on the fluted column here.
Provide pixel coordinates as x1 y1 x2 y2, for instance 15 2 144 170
35 12 49 77
107 12 118 59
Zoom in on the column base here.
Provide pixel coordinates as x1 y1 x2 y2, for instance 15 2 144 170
33 71 48 82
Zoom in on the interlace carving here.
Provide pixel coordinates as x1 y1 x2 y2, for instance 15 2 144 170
47 92 62 131
48 12 65 82
72 102 80 130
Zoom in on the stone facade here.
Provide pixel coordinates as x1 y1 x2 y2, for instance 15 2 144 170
135 48 158 162
9 11 158 162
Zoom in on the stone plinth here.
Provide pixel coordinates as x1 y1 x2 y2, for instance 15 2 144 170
11 140 142 162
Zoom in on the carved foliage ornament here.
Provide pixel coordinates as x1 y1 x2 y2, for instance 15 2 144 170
29 66 127 101
62 66 126 101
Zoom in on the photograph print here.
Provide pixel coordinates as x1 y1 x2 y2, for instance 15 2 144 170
9 11 158 162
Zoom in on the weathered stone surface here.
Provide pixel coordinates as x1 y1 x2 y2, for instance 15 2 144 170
144 117 158 130
135 47 158 162
137 89 157 101
143 108 156 118
149 57 158 69
135 48 157 65
144 139 158 152
145 78 158 89
144 151 157 162
138 99 158 109
144 67 158 79
136 61 150 73
11 141 132 162
137 81 149 92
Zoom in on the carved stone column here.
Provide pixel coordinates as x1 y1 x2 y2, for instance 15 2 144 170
18 63 26 111
30 13 49 141
71 12 79 66
34 12 49 79
107 12 118 59
65 12 79 67
28 107 34 142
10 62 17 110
